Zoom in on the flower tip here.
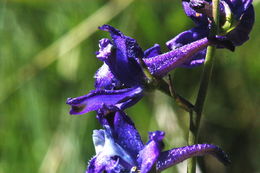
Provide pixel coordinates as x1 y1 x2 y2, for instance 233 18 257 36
149 131 165 141
224 157 231 166
98 24 122 37
219 151 231 166
66 98 87 115
69 105 87 115
189 0 206 10
99 38 112 47
66 97 73 104
66 97 80 105
98 24 114 32
98 24 109 31
210 145 231 166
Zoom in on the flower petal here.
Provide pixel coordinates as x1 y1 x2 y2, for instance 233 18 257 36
166 27 208 68
226 4 254 46
98 25 145 87
66 86 143 115
166 27 207 50
86 152 128 173
156 144 230 172
103 126 135 168
113 111 144 158
96 38 113 61
137 131 165 173
87 156 106 173
94 63 122 89
179 50 206 68
87 127 135 173
225 0 253 18
182 0 209 26
92 129 106 155
96 107 144 159
144 44 162 58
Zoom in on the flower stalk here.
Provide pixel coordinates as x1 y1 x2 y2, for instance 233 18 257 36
187 0 220 172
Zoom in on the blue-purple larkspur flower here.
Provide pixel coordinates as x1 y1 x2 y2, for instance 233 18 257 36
67 25 147 115
185 0 254 46
166 0 255 67
86 107 230 173
97 25 230 78
67 25 228 115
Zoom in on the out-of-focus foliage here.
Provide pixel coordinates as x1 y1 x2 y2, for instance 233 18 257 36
0 0 259 173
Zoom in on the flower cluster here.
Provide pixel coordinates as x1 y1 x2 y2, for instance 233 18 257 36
87 107 230 173
66 0 254 172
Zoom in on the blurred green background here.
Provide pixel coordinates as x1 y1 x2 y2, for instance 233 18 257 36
0 0 259 173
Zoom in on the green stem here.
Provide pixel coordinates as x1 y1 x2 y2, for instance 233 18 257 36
157 77 194 112
187 0 220 173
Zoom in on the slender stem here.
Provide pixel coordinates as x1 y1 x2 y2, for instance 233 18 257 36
187 0 220 173
157 77 194 112
167 75 194 112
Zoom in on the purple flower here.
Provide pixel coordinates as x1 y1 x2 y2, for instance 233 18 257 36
86 107 230 173
97 24 225 78
67 25 147 115
96 25 146 87
171 0 254 55
67 25 229 115
166 0 254 67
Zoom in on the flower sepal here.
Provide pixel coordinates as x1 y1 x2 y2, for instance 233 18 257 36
219 1 239 35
